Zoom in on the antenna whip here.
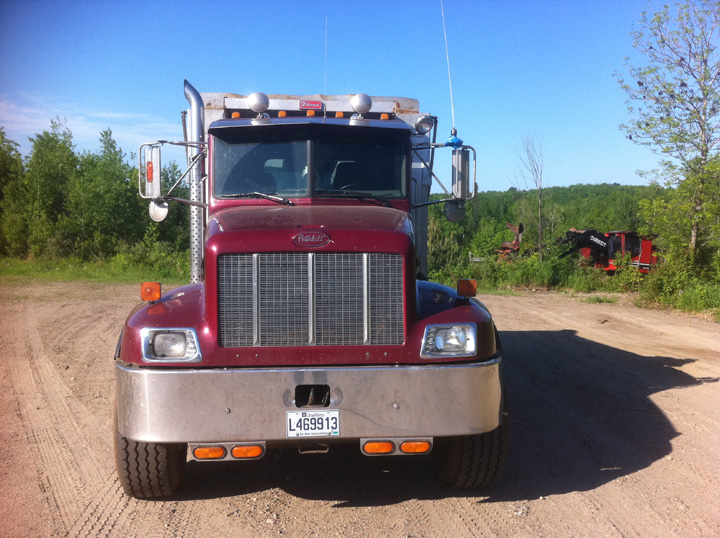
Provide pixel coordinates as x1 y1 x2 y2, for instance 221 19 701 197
324 16 328 95
440 0 455 130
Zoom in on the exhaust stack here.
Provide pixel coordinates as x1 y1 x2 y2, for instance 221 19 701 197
184 80 205 284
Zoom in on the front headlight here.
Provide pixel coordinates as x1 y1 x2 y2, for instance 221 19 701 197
140 328 202 362
421 323 477 359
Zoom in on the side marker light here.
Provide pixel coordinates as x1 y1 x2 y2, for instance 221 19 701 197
363 441 394 454
457 279 477 298
232 445 264 459
400 441 431 454
193 446 226 460
141 282 162 302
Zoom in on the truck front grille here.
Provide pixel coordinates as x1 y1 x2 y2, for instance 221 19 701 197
218 253 404 347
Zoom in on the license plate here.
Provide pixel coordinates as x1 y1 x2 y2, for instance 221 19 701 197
286 410 340 438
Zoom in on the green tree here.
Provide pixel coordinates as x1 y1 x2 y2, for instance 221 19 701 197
0 128 25 254
9 119 78 257
156 161 191 251
427 203 470 283
616 0 720 257
61 129 142 258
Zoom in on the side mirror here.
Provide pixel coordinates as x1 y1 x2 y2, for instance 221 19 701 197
444 199 465 223
139 143 162 199
149 199 169 222
451 148 470 200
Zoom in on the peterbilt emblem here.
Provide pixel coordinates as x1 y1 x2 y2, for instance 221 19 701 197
299 100 323 110
292 232 330 248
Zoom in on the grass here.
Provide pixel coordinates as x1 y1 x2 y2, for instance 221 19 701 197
0 257 188 286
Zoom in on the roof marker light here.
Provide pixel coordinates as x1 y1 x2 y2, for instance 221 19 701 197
278 111 287 118
335 111 344 118
307 110 316 117
231 111 240 119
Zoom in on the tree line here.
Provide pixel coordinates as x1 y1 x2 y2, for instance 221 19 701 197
0 122 190 275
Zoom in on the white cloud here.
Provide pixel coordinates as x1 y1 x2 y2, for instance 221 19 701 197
0 92 184 162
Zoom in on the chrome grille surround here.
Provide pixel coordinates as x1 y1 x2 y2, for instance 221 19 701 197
218 253 403 347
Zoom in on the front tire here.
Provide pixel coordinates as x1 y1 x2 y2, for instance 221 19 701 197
432 404 509 489
114 408 186 498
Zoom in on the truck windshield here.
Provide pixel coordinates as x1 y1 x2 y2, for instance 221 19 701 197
212 129 407 200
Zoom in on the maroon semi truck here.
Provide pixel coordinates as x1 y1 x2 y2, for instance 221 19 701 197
114 81 508 498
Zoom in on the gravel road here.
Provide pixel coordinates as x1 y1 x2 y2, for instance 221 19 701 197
1 282 718 537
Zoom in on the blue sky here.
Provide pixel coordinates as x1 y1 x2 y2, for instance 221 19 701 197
0 0 666 193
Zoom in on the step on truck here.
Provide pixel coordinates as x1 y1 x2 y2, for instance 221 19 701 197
114 81 508 498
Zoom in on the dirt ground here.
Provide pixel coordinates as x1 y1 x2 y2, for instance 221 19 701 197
0 281 718 538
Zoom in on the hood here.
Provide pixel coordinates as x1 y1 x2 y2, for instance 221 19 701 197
207 204 414 255
212 204 411 233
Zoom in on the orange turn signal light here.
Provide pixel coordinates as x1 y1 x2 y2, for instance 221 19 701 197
232 445 264 459
278 110 287 118
363 441 394 454
400 441 431 454
193 446 226 460
141 282 162 302
380 113 390 120
307 110 316 117
231 111 241 119
335 111 344 118
457 279 477 298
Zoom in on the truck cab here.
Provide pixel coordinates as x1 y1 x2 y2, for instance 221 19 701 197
114 81 508 498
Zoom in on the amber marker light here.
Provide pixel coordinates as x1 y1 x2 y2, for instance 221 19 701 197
146 162 154 182
457 279 477 298
400 441 431 454
141 282 162 302
278 110 287 118
231 111 241 118
232 445 264 459
380 113 390 120
193 446 226 460
307 110 316 117
363 441 394 454
335 111 344 118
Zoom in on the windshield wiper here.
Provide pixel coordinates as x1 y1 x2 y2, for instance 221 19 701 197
223 192 294 205
314 189 391 207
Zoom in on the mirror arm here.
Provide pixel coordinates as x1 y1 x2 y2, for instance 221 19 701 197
167 149 206 197
161 196 208 209
412 197 461 209
412 149 451 196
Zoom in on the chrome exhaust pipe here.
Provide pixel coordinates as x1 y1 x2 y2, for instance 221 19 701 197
184 80 204 284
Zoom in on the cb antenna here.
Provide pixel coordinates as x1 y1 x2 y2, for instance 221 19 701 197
440 0 462 147
324 16 328 95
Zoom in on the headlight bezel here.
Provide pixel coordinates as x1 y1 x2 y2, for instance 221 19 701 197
140 328 202 363
420 323 477 359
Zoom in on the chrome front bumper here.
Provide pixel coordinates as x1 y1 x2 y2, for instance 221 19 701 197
115 358 503 443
